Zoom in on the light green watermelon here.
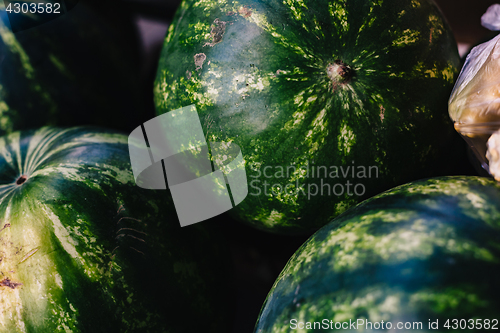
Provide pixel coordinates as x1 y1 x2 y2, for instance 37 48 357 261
0 126 230 333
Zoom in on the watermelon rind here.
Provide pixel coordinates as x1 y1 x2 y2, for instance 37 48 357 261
155 0 462 233
254 176 500 332
0 126 230 333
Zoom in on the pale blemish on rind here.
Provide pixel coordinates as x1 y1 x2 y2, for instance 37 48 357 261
194 53 207 70
0 277 22 289
18 247 40 264
238 6 252 18
203 18 226 47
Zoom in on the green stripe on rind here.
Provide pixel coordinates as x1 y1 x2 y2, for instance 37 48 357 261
0 127 230 333
154 0 461 233
254 176 500 332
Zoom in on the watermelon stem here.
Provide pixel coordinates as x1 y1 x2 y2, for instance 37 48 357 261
327 60 353 84
16 175 27 185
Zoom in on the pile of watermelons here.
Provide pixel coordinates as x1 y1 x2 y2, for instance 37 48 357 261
0 0 499 332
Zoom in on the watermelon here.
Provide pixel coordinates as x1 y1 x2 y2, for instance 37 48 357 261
0 2 148 134
154 0 462 234
254 176 500 332
0 127 230 332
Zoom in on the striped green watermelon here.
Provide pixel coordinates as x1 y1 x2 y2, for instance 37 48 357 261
0 2 146 134
254 176 500 332
0 127 230 332
154 0 462 234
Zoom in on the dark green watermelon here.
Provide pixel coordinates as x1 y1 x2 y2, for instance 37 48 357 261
0 127 230 333
154 0 462 234
0 1 148 134
255 176 500 332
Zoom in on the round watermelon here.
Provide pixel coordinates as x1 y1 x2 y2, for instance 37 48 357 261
0 2 148 134
154 0 462 234
254 176 500 332
0 127 230 333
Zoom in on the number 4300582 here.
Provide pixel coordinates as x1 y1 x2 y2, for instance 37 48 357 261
6 2 61 14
